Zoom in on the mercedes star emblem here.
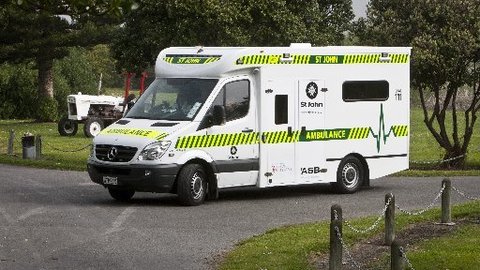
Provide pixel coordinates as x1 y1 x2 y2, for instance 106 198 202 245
107 147 118 160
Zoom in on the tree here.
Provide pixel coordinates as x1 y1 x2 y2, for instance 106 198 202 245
113 0 354 72
354 0 480 169
0 0 134 121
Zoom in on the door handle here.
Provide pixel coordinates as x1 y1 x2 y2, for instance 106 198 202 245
287 126 292 136
301 126 307 135
242 128 254 133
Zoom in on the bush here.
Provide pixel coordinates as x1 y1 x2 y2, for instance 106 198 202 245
0 63 37 119
0 47 112 120
35 96 59 122
54 47 98 96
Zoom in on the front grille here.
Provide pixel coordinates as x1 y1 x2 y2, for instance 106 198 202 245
68 103 77 115
95 144 138 162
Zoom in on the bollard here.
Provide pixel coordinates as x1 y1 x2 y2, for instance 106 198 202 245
385 193 395 246
441 178 452 224
8 129 15 155
35 135 42 159
391 239 405 270
21 134 36 159
329 204 343 270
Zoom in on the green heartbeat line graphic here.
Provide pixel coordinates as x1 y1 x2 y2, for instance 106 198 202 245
297 105 408 150
369 103 409 152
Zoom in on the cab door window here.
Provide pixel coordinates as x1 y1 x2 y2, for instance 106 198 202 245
212 80 250 122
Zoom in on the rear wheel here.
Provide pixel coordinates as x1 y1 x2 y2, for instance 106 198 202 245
83 117 104 138
58 117 78 136
334 156 364 194
177 164 207 206
108 187 135 202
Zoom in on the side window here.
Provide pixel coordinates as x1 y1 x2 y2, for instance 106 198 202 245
209 80 250 122
224 80 250 121
275 95 288 124
342 80 389 102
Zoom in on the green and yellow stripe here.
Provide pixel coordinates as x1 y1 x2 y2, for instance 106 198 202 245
175 132 260 149
391 125 409 137
163 56 221 64
348 127 371 139
174 125 408 149
262 131 301 144
235 53 409 65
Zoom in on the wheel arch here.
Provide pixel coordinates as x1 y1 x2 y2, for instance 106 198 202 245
174 158 218 200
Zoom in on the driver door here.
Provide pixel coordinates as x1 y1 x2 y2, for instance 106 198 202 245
203 77 258 188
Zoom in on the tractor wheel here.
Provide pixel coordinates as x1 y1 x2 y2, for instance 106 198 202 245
83 117 104 138
58 117 78 136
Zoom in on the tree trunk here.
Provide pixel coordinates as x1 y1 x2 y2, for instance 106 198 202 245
442 147 466 169
37 56 54 98
35 55 58 122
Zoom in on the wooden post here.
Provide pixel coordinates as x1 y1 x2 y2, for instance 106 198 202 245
35 135 42 159
385 193 395 246
329 204 343 270
391 239 404 270
441 178 452 224
8 129 14 155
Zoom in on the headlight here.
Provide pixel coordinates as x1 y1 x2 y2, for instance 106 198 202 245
138 141 171 161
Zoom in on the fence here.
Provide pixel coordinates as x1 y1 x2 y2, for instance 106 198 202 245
329 178 479 270
5 129 91 159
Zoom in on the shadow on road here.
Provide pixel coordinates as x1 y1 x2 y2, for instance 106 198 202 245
2 180 385 208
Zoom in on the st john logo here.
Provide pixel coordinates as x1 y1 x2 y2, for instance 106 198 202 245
306 82 318 99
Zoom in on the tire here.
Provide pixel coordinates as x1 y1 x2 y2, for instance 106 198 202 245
58 117 78 136
83 117 104 138
108 187 135 202
177 164 207 206
334 156 364 194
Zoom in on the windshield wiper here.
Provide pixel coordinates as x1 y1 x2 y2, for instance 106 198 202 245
126 116 151 119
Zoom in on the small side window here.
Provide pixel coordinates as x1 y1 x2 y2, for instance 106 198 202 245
275 95 288 125
342 81 389 102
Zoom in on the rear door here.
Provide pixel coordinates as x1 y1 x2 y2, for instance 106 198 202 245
259 69 296 187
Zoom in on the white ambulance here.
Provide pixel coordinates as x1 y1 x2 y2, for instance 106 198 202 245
87 44 411 206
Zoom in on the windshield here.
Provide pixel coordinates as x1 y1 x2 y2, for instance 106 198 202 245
126 78 218 121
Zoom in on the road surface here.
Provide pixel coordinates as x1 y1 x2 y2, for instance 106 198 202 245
0 164 478 269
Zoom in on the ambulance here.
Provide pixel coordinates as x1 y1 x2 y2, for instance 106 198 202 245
87 44 411 206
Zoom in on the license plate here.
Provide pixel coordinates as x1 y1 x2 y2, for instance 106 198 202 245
102 176 118 185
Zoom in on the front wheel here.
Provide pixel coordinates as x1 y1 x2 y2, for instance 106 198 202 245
333 156 364 194
177 164 207 206
108 187 135 202
83 117 104 138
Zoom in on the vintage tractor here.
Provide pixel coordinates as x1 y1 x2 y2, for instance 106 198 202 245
58 72 147 137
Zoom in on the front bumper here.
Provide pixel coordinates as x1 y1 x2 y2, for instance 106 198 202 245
87 159 179 193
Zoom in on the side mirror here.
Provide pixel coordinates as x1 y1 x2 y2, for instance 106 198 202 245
127 100 135 110
212 105 226 126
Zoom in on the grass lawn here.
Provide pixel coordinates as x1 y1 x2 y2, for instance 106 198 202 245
219 201 480 270
405 224 480 269
408 108 480 169
0 119 92 171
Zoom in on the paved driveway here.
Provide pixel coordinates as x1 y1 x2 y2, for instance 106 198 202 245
0 164 478 269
